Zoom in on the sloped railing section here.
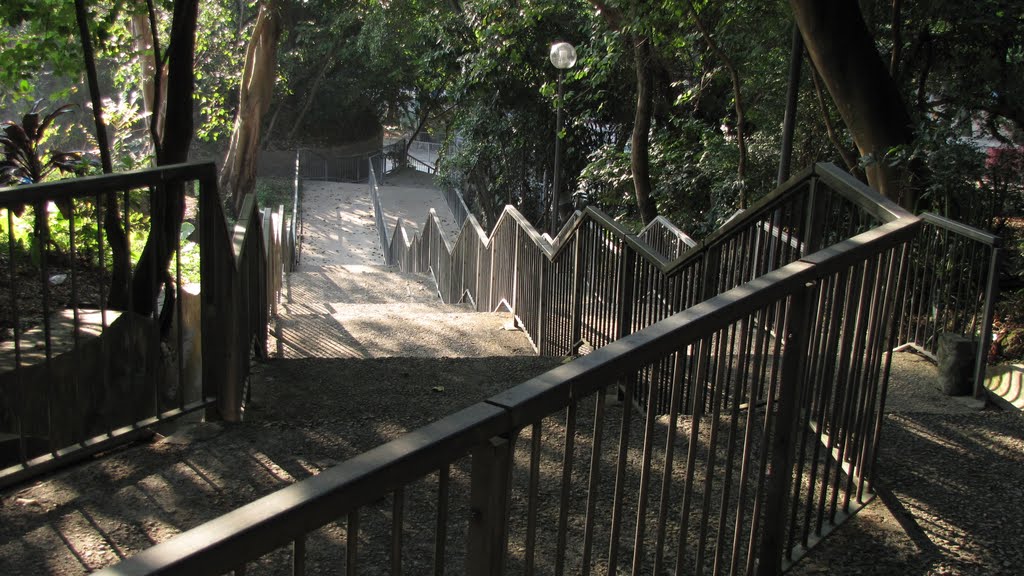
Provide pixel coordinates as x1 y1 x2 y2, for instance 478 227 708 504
100 162 920 575
0 162 282 488
382 162 901 413
894 213 1000 397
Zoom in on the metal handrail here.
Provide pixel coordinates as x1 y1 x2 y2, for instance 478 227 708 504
895 211 1001 398
368 159 392 265
97 197 920 575
406 152 436 174
637 215 698 260
375 162 912 418
0 162 279 488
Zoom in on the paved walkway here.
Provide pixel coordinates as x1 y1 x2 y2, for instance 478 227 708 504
298 168 460 270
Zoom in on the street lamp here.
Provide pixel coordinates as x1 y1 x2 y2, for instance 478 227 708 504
549 41 576 235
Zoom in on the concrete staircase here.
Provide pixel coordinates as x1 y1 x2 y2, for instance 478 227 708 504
0 177 562 573
275 264 532 359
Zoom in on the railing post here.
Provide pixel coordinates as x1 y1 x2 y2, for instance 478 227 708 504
570 227 585 349
757 284 814 575
467 434 516 576
199 171 242 421
537 259 547 354
802 176 826 255
511 229 520 313
617 245 636 339
975 245 1001 399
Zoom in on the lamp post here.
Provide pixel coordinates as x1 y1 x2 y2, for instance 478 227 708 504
550 41 576 235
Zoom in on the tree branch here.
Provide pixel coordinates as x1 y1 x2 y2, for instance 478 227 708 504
687 0 748 206
809 63 861 175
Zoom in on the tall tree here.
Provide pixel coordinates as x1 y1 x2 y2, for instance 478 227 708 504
790 0 915 206
131 0 200 323
73 0 132 309
219 0 282 214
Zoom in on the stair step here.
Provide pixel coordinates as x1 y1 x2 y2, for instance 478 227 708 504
286 265 441 307
272 310 531 359
248 355 563 429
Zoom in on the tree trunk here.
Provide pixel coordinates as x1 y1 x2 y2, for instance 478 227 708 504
404 102 432 158
790 0 915 207
131 0 199 321
74 0 132 310
133 0 167 149
689 0 749 207
220 0 283 215
631 36 658 225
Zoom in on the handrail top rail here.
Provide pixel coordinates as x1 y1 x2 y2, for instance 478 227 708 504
392 163 915 282
98 209 921 576
639 215 698 249
0 161 216 204
920 211 1000 246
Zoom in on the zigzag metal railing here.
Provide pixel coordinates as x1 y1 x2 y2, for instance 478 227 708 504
638 215 698 260
99 162 920 575
379 162 900 413
0 162 280 489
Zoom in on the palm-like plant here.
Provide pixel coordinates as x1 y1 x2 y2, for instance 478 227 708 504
0 101 93 219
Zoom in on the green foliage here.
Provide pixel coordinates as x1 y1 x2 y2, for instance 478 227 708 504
0 0 81 106
0 101 91 188
254 177 293 217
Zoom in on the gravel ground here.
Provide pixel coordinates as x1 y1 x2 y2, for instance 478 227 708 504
790 351 1024 576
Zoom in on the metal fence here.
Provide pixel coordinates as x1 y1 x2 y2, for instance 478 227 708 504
299 141 406 183
894 212 1000 397
407 139 442 174
97 172 919 575
383 163 904 415
0 162 281 489
638 215 698 260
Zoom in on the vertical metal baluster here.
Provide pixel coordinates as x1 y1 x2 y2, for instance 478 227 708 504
630 353 661 576
744 296 789 574
833 261 875 517
580 387 607 576
729 305 769 574
784 280 828 555
95 191 111 437
392 488 404 576
712 313 752 575
554 401 578 576
347 510 359 576
653 350 685 575
69 197 82 442
434 466 449 576
38 201 55 455
293 535 306 576
816 267 857 534
525 422 542 576
8 208 27 463
606 375 634 574
695 324 731 574
176 193 185 411
674 336 712 575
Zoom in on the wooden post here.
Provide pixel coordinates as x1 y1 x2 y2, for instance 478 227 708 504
757 285 814 575
466 435 516 576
